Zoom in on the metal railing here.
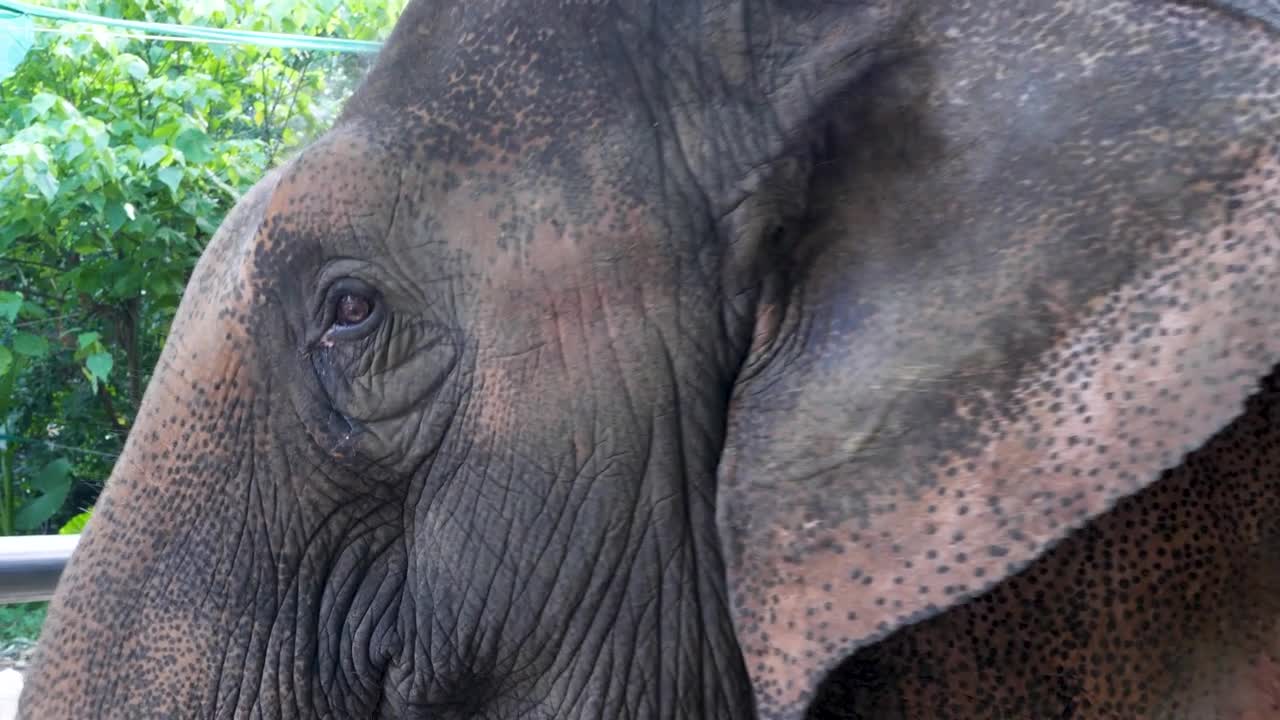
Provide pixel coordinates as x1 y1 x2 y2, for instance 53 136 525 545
0 534 79 604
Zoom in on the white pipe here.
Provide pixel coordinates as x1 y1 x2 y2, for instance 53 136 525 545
0 534 79 604
0 668 22 720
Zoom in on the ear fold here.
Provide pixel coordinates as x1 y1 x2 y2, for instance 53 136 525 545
715 6 1280 717
653 0 912 247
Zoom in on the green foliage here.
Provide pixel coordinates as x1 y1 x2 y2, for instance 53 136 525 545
0 602 46 645
0 0 406 535
58 509 91 534
13 458 71 530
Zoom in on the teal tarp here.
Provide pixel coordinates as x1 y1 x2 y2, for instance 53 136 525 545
0 10 33 82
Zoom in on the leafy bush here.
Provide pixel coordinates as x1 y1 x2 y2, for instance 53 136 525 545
0 0 405 535
0 602 46 646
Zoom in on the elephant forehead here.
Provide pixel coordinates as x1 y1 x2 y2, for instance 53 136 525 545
251 134 400 242
343 1 633 170
167 171 285 366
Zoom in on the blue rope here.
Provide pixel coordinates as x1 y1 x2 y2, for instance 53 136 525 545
0 1 382 54
0 433 118 459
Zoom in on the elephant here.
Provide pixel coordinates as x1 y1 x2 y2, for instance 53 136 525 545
18 0 1280 717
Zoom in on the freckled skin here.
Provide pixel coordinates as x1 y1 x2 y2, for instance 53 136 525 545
17 0 1280 719
720 2 1280 717
811 374 1280 719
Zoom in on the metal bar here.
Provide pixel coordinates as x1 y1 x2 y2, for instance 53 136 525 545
0 534 78 604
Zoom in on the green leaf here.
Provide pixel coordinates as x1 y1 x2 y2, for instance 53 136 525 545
186 0 229 21
140 144 168 168
174 127 213 164
153 119 182 139
86 191 105 214
89 23 116 51
59 509 93 535
104 200 129 232
0 291 21 322
157 165 183 196
61 138 87 162
32 170 58 201
15 458 74 531
0 346 11 378
85 119 109 150
86 352 113 383
14 300 46 320
108 118 136 136
116 53 149 81
28 92 57 118
196 214 220 234
12 332 49 358
76 332 101 350
32 458 72 493
112 272 141 297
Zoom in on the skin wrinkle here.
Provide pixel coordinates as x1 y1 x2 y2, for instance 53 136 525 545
215 446 259 716
20 0 1280 718
322 536 393 706
606 14 712 247
548 519 630 693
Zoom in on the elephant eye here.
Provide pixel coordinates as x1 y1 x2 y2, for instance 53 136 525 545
336 293 373 327
321 278 383 343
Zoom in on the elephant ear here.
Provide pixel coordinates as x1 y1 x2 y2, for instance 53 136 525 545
715 6 1280 717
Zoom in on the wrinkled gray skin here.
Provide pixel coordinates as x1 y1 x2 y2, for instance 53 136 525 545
19 0 1280 718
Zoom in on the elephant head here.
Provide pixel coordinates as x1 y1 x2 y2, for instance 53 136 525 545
21 0 1280 718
